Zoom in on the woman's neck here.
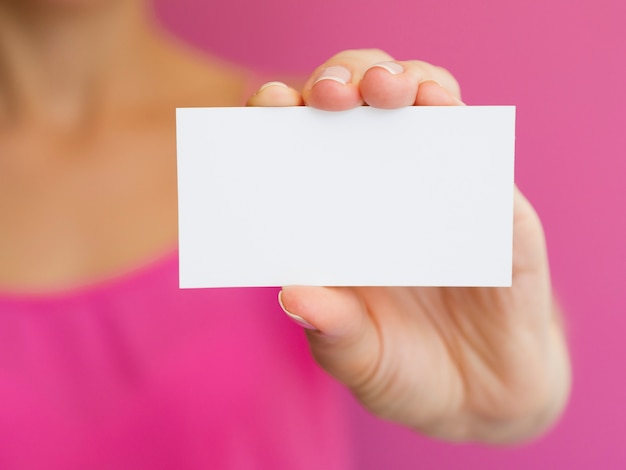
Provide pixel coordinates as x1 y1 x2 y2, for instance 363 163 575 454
0 0 161 130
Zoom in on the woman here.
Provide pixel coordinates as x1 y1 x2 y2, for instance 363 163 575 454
0 0 570 468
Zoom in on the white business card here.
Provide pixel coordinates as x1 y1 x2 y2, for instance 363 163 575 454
176 106 515 288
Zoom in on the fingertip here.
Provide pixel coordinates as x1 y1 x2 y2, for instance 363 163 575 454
247 81 303 107
305 82 363 111
304 66 363 111
278 289 318 330
415 81 465 106
360 62 416 108
278 286 366 337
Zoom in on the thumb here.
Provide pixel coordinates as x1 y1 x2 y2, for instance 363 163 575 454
278 286 381 391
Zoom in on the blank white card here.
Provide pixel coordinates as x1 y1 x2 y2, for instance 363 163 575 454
176 106 515 288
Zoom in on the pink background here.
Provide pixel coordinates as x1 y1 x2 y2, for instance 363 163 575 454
154 0 626 467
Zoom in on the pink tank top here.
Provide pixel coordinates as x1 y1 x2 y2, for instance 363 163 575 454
0 253 353 468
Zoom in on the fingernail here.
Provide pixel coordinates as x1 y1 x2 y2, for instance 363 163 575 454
313 65 352 85
257 81 289 93
368 61 404 75
278 290 317 330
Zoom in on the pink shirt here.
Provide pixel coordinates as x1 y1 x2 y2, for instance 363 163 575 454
0 253 353 469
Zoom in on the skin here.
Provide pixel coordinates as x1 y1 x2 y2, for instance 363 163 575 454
0 0 570 446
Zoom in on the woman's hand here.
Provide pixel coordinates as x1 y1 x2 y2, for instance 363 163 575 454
247 49 571 444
